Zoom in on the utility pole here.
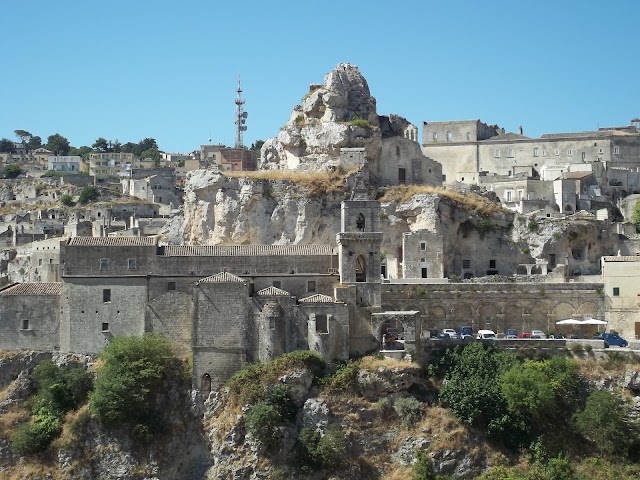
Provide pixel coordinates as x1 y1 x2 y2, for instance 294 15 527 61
234 75 248 148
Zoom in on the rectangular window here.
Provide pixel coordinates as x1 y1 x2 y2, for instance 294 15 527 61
103 289 111 302
518 190 524 200
269 317 276 330
398 167 406 184
420 241 427 251
582 152 586 160
432 132 438 140
167 281 176 291
507 148 514 157
99 258 109 270
446 131 452 142
567 149 573 155
127 258 136 270
506 190 513 202
614 146 620 154
613 287 620 296
462 259 471 269
533 147 539 157
489 259 496 269
466 132 471 141
598 148 604 154
542 150 548 157
307 280 316 293
22 319 30 330
316 314 328 334
494 148 501 158
555 149 560 156
102 322 110 332
421 267 428 278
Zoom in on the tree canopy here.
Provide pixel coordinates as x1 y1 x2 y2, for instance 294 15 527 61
46 133 71 155
0 138 15 153
632 199 640 232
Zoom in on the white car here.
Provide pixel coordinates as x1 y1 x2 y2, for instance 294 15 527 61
477 329 497 340
531 330 547 339
442 328 458 339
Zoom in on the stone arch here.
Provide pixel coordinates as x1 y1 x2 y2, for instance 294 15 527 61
478 304 498 333
451 303 473 328
526 303 549 332
550 302 575 322
576 302 600 318
374 318 408 351
516 265 528 275
531 265 543 274
200 373 212 394
502 304 524 333
425 305 447 330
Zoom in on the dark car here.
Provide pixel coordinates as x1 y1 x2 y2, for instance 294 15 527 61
505 328 518 339
599 332 628 348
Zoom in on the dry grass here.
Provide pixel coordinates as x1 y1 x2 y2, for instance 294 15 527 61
224 168 356 197
359 355 419 371
0 349 20 361
53 405 91 450
382 466 413 479
0 463 57 480
417 406 471 452
380 185 506 216
576 354 640 381
0 404 30 440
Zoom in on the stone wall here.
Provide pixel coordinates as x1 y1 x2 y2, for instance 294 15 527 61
0 293 60 351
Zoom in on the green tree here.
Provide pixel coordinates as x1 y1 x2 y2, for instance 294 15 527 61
0 138 15 153
78 185 99 204
27 135 42 152
89 334 173 439
14 129 33 147
60 194 73 206
501 362 555 424
574 390 637 457
46 133 71 155
120 141 139 155
3 163 22 178
138 137 158 153
92 137 110 152
250 139 265 151
69 145 93 159
631 199 640 232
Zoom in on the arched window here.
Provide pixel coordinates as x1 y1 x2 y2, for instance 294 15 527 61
356 213 365 231
395 146 400 156
356 255 366 282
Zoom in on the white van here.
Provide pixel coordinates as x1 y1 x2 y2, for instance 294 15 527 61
477 329 497 340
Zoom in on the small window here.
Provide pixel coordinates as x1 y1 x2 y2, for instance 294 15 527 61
127 258 137 270
542 150 548 157
598 148 604 154
273 281 281 289
316 314 328 334
420 241 427 251
581 152 586 160
398 167 406 184
466 132 471 141
421 267 427 278
613 287 620 296
102 322 110 332
614 146 620 154
533 147 539 157
494 148 501 158
103 288 111 303
446 131 452 142
22 319 30 330
307 280 316 293
462 259 471 269
38 259 42 266
167 281 176 291
507 148 514 157
567 149 573 156
555 149 560 156
395 146 400 156
269 317 275 330
432 132 438 140
99 258 109 270
489 259 496 269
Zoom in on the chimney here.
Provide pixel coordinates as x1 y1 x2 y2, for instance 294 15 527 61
519 126 523 135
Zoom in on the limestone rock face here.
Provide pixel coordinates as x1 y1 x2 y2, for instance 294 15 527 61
259 62 383 171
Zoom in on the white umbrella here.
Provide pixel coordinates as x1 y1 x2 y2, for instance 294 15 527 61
581 319 607 325
556 319 582 325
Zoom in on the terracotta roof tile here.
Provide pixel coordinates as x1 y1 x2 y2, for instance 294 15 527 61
67 236 158 247
199 272 245 283
299 294 335 303
0 282 62 295
164 244 335 256
256 286 291 296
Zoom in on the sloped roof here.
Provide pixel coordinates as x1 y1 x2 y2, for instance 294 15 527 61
164 244 335 256
299 294 335 303
256 286 291 297
67 236 158 247
564 171 593 179
198 272 245 283
0 282 62 295
540 130 627 139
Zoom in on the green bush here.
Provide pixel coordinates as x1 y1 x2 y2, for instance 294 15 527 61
349 117 371 128
574 390 636 457
412 449 436 480
11 411 62 455
78 185 99 204
321 360 360 394
527 220 538 232
393 397 425 427
3 163 22 178
246 401 282 447
297 423 346 470
60 194 73 206
89 334 172 438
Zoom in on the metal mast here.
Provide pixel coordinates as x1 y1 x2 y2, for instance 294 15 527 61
234 76 247 148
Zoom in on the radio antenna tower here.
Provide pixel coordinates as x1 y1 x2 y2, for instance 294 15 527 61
234 75 248 148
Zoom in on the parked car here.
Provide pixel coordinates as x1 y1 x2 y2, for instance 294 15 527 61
442 328 458 339
517 332 533 339
477 329 497 340
458 326 473 339
505 328 518 338
531 330 547 339
598 332 628 348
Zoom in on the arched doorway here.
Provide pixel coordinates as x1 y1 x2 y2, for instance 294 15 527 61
380 319 405 351
200 373 212 395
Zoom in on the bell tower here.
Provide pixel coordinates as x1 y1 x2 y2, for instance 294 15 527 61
336 172 383 306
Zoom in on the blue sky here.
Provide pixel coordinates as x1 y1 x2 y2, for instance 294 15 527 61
2 1 638 153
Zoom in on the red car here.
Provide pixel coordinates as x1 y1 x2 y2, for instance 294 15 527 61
517 332 533 339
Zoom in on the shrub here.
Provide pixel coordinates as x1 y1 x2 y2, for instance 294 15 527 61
297 423 346 470
246 401 283 447
393 397 425 427
3 164 22 178
574 390 636 457
477 219 492 238
11 411 62 455
527 220 539 232
349 117 371 128
321 360 360 394
78 185 99 204
90 334 172 438
60 194 73 206
412 449 436 480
